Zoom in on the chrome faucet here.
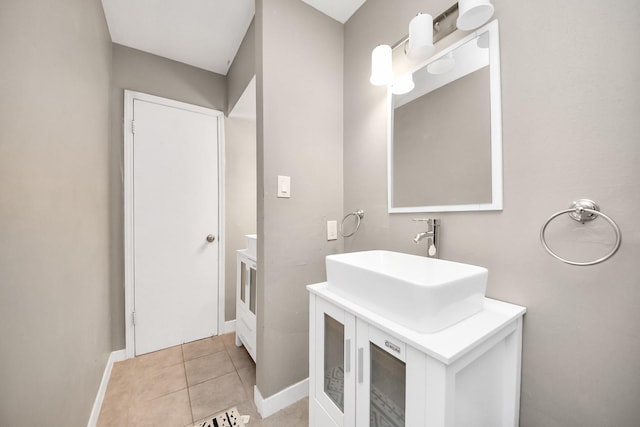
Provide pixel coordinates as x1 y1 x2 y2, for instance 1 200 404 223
413 218 440 258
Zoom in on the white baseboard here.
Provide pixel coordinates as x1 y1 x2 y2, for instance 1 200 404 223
223 319 236 334
87 349 126 427
254 377 309 418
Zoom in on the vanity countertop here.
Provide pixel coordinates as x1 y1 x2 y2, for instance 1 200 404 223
237 248 256 262
307 282 526 365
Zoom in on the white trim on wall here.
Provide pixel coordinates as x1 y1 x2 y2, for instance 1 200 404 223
254 378 309 418
123 90 135 358
86 350 126 427
217 117 227 333
123 90 226 359
224 319 237 334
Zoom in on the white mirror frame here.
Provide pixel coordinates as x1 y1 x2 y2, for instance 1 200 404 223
387 20 502 213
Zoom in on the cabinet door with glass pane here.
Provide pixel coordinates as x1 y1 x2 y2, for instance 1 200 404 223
356 322 408 427
313 297 356 427
236 251 257 362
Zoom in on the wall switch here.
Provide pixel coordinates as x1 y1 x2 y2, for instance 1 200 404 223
277 175 291 198
327 220 338 241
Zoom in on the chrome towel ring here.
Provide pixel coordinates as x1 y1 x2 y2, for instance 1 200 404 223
340 210 364 238
540 199 621 266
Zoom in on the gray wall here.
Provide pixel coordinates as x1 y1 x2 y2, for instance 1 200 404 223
227 18 256 115
110 44 227 346
224 116 257 320
344 0 640 426
0 0 113 425
225 19 258 322
256 0 344 398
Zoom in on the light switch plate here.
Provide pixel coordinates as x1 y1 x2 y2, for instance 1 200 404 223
277 175 291 198
327 220 338 241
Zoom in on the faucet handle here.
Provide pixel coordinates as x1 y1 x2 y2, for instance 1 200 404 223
428 242 437 257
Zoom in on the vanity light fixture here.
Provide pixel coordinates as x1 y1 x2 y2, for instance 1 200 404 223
369 1 495 87
391 73 415 95
427 52 455 75
370 44 393 86
477 31 490 49
457 0 495 31
407 13 435 62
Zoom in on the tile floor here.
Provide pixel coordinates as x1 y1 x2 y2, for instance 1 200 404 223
97 333 308 426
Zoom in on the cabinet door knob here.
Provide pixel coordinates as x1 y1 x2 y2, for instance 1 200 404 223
206 234 216 243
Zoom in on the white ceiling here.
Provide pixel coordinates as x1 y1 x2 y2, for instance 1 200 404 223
301 0 366 24
101 0 365 75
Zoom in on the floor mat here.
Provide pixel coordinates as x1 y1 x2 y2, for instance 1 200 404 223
194 406 246 427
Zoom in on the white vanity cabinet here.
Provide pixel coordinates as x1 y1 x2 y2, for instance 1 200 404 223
308 283 526 427
236 249 257 361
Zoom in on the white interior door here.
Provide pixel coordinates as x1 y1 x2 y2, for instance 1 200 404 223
132 96 220 355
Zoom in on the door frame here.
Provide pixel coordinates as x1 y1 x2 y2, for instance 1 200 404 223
123 90 226 358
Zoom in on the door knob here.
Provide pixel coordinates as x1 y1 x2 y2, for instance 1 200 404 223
206 234 216 243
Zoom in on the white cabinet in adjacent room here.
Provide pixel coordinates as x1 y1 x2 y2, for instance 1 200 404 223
236 249 257 361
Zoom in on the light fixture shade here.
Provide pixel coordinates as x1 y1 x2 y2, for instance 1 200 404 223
370 44 392 86
391 73 415 95
456 0 495 31
407 13 435 62
477 32 490 49
427 52 455 75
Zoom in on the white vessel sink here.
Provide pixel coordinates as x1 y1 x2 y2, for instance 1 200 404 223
325 250 487 333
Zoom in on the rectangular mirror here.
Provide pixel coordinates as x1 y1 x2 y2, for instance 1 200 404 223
388 20 502 213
